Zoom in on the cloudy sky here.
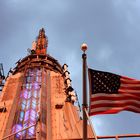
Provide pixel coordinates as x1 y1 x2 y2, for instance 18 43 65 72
0 0 140 139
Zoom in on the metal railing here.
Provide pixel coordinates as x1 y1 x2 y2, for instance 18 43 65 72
57 134 140 140
97 134 140 140
1 126 140 140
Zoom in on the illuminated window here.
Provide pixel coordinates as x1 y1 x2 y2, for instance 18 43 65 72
12 68 42 139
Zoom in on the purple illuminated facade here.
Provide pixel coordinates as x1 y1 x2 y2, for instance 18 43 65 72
12 68 42 139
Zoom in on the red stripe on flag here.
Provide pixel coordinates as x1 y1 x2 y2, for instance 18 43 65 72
89 106 140 116
121 77 140 84
90 93 140 101
90 101 140 109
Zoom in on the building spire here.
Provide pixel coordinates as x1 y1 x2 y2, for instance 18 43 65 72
31 28 48 55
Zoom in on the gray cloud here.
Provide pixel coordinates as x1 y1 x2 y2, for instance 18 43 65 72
0 0 140 138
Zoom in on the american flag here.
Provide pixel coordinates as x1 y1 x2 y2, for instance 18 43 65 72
88 68 140 116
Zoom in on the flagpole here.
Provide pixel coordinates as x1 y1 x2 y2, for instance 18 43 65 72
84 108 98 140
81 43 88 140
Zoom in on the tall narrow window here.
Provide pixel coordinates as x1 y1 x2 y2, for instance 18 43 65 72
12 68 42 139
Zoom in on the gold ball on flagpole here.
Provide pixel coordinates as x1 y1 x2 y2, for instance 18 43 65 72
81 43 88 53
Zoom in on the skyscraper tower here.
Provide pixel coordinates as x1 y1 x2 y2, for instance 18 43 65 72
0 29 94 140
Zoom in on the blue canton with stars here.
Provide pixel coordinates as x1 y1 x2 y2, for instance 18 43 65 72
88 69 121 94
